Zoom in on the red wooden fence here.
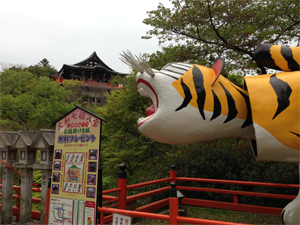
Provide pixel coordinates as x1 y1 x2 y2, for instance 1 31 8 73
96 165 299 225
1 164 298 224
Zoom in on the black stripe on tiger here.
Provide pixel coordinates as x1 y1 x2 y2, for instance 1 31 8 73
210 90 221 121
230 84 253 128
175 78 192 111
219 82 238 123
290 131 300 138
255 44 282 71
255 44 300 71
269 74 292 119
281 46 300 71
192 65 206 120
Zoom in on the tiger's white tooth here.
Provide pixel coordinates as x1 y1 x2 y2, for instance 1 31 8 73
138 117 145 124
138 88 147 96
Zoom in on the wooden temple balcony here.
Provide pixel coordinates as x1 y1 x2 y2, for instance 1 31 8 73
55 78 122 88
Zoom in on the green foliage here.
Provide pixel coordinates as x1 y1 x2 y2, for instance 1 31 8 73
148 44 209 70
168 138 299 208
143 0 299 74
136 207 282 224
62 79 84 103
227 72 244 88
26 64 57 78
0 67 75 130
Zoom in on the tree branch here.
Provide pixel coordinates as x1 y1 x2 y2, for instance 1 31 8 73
207 0 228 45
271 21 300 43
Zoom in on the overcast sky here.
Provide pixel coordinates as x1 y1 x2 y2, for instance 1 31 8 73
0 0 173 73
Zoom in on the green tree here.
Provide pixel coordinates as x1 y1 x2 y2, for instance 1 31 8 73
143 0 299 74
62 79 84 103
26 59 57 78
0 68 74 130
38 58 51 67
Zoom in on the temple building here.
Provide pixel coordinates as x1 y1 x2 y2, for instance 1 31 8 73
51 52 127 83
51 52 128 106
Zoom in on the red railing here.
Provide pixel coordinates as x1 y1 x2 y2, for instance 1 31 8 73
2 166 298 224
97 166 299 225
81 80 122 88
56 78 122 88
0 184 41 221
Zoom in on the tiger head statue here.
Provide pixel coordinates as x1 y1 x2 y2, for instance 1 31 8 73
120 51 254 145
120 45 300 163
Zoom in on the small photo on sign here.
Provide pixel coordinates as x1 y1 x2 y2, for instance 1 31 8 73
53 161 61 171
63 183 68 191
87 174 96 185
52 184 59 194
53 172 60 182
88 162 97 172
89 149 97 160
87 187 95 198
54 150 62 159
78 184 82 193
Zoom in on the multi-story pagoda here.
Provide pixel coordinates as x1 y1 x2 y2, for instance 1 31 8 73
51 52 128 106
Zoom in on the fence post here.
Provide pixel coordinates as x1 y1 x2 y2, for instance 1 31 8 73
1 167 14 224
44 177 51 225
169 182 178 225
117 164 127 210
170 165 177 184
233 195 239 204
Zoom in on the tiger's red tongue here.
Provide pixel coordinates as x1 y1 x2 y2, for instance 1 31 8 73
146 104 155 117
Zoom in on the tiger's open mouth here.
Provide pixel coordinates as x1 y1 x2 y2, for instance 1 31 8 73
137 78 158 127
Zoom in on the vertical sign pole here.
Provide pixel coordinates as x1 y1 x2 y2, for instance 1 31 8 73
96 121 103 224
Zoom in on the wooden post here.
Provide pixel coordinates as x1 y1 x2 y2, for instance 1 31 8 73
170 165 177 184
45 177 51 225
233 195 239 204
169 182 178 225
117 164 127 210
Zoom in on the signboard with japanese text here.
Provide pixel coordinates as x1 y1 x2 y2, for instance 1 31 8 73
49 105 106 225
112 214 132 225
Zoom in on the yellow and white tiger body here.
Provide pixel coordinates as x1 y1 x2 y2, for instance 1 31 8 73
134 44 300 163
120 44 300 225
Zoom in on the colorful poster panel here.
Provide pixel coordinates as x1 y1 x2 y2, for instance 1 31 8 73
53 172 60 183
85 201 95 225
63 153 84 194
89 149 97 160
49 197 73 225
87 174 96 185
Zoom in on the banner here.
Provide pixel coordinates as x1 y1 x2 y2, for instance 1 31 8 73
49 105 106 225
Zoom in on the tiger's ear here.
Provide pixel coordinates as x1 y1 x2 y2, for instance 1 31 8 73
211 57 224 86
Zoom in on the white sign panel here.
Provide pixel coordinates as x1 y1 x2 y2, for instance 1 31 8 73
112 213 131 225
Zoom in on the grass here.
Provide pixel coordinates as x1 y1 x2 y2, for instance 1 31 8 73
133 206 283 224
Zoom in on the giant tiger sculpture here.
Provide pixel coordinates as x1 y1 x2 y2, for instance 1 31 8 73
120 44 300 225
